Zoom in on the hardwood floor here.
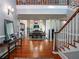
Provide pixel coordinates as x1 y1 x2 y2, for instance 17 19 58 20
10 39 61 59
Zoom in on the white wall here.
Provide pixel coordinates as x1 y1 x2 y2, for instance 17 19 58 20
46 20 60 40
46 20 50 39
0 0 19 43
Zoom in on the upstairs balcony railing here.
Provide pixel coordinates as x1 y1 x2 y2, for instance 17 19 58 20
16 0 69 5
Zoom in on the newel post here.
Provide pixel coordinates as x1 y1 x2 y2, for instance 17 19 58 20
53 32 58 52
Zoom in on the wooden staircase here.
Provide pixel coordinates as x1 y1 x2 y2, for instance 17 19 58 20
54 8 79 53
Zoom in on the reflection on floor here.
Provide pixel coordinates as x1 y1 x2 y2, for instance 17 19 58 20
10 39 61 59
29 38 46 40
29 36 46 40
14 57 54 59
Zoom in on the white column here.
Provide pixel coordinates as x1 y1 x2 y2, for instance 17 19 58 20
76 13 78 41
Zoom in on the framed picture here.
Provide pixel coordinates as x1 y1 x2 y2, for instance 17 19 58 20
4 19 14 40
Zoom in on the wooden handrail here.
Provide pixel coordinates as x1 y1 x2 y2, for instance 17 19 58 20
56 8 79 33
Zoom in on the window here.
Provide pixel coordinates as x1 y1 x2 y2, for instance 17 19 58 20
33 25 39 28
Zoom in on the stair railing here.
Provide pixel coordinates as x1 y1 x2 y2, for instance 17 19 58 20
16 0 69 5
54 8 79 51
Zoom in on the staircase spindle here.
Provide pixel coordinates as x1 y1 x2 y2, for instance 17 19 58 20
73 18 76 46
75 14 78 42
64 28 66 46
71 20 73 45
67 25 69 48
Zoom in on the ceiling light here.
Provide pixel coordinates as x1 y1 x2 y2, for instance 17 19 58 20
63 21 66 24
8 6 11 10
12 8 14 12
48 6 55 8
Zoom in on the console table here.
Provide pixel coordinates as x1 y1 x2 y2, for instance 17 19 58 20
0 38 22 59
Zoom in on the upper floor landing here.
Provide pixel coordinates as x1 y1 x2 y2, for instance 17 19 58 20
16 0 69 5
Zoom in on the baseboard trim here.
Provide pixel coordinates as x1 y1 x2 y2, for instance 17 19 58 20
57 50 68 59
52 50 68 59
0 35 5 44
0 35 5 38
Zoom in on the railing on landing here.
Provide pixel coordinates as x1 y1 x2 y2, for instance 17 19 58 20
16 0 69 5
54 8 79 52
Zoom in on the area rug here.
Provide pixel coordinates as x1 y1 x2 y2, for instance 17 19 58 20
14 57 54 59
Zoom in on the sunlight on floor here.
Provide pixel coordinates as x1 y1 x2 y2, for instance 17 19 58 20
40 42 43 51
33 46 39 58
29 41 33 51
44 39 49 45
